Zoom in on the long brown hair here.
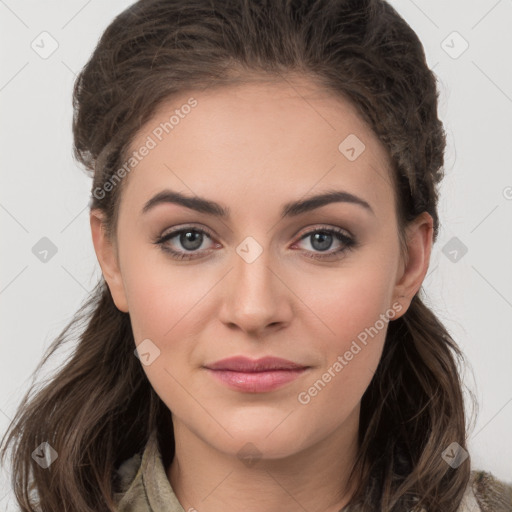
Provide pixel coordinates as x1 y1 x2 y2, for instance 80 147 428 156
1 0 471 510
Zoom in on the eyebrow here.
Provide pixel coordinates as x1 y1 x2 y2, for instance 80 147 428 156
141 188 375 218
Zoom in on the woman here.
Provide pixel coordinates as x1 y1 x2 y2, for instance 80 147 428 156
1 0 511 510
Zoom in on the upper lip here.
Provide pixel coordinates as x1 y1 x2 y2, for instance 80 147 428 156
204 356 308 372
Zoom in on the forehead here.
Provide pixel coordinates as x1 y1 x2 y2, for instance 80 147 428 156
120 78 395 217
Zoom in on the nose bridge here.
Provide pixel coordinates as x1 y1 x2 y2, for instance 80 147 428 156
219 236 290 333
235 243 274 296
233 237 277 307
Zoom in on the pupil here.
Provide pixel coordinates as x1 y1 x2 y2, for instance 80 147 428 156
312 232 332 251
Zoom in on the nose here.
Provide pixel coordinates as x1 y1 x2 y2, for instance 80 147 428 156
218 246 293 337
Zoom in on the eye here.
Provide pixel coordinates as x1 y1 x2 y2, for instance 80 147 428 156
153 225 357 262
292 227 356 261
153 226 217 260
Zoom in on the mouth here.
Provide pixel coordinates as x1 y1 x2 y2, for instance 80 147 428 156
203 356 310 393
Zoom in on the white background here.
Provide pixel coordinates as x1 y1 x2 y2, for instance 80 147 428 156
1 0 511 509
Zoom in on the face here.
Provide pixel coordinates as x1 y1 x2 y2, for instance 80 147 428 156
91 77 432 460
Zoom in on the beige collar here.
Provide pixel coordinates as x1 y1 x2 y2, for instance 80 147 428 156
115 429 485 512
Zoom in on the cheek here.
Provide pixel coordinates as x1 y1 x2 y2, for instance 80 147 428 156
121 245 218 394
294 254 397 350
123 260 206 412
291 253 398 409
293 287 390 436
120 236 203 341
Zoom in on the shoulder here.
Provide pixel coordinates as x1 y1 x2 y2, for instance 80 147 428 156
468 470 512 512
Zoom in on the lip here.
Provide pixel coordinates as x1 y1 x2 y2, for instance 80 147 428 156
205 356 307 372
204 356 309 393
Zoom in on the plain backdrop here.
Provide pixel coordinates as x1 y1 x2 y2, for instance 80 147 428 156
1 0 511 508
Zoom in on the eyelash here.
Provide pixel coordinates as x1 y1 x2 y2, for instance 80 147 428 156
153 225 357 261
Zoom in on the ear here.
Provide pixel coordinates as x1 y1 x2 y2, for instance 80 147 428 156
90 209 129 313
391 212 434 319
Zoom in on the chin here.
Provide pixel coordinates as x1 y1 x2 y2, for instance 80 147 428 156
206 415 315 460
215 434 306 463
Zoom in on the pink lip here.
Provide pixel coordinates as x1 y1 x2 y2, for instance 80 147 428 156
204 356 309 393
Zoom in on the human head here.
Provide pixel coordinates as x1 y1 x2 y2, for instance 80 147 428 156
80 1 466 508
1 2 469 511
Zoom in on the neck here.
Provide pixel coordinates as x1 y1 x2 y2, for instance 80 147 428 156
167 407 361 512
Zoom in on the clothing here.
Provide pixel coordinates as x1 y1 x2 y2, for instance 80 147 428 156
113 428 183 511
113 429 512 511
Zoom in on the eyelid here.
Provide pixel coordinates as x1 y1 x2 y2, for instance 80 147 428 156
159 223 216 240
295 224 353 240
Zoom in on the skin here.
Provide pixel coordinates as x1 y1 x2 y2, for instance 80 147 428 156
90 77 433 512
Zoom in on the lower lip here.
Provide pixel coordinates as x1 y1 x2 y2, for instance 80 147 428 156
206 368 308 392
